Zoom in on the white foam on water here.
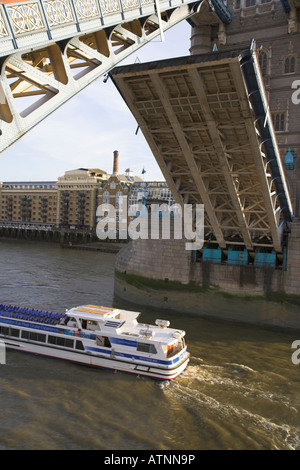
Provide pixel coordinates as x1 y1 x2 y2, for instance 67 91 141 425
160 358 300 450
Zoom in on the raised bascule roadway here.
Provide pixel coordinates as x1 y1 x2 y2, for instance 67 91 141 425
0 0 295 261
110 45 294 256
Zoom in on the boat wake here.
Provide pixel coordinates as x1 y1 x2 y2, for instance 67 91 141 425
159 357 300 450
223 363 256 374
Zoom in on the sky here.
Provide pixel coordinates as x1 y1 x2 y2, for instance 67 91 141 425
0 20 192 183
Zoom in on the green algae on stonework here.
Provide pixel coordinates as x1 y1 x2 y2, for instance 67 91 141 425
115 271 209 292
115 270 300 307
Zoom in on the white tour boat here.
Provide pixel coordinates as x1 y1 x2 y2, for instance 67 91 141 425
0 303 190 379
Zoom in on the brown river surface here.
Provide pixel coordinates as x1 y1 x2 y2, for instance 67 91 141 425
0 239 299 450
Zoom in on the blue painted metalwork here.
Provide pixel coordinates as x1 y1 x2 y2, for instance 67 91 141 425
280 0 291 13
227 247 248 265
202 245 222 263
209 0 231 24
254 249 276 268
282 246 288 271
239 44 294 224
285 148 295 170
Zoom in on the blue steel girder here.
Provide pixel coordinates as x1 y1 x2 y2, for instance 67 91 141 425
240 43 293 226
280 0 300 13
208 0 231 24
0 0 230 155
281 0 291 12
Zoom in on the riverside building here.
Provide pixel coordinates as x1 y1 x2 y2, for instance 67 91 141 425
0 181 57 229
0 152 171 237
56 168 108 230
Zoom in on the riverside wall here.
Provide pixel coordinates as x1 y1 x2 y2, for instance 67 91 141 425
114 220 300 331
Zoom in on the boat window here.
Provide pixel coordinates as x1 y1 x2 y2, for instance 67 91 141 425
87 320 99 331
137 342 157 354
11 328 20 338
57 337 74 348
76 340 85 351
65 338 74 348
96 336 111 347
166 341 182 357
0 326 20 337
166 344 174 357
0 326 9 336
48 335 56 345
22 331 46 342
48 335 74 348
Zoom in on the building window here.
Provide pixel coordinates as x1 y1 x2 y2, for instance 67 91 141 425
235 0 241 8
103 190 110 204
272 112 286 132
116 191 124 208
284 56 296 74
245 0 256 6
259 50 268 76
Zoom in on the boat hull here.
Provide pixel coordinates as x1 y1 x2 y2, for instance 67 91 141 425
2 337 190 380
0 303 190 380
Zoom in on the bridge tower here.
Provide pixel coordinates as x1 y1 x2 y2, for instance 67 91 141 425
190 0 300 216
112 0 300 327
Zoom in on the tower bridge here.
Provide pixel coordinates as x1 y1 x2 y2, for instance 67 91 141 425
110 0 300 323
110 44 293 256
0 0 229 154
0 0 298 263
0 0 300 323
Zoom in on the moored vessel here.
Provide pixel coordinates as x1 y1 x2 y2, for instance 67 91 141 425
0 303 189 379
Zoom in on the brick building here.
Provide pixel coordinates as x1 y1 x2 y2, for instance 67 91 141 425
0 152 144 232
0 181 57 227
56 168 108 230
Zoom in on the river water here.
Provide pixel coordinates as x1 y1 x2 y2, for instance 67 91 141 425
0 239 299 450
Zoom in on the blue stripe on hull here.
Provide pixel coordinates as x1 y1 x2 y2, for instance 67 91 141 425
0 317 96 340
4 344 181 380
85 345 187 366
110 337 138 347
0 317 60 333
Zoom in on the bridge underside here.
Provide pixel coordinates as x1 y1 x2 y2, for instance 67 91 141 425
0 0 226 154
110 47 293 254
